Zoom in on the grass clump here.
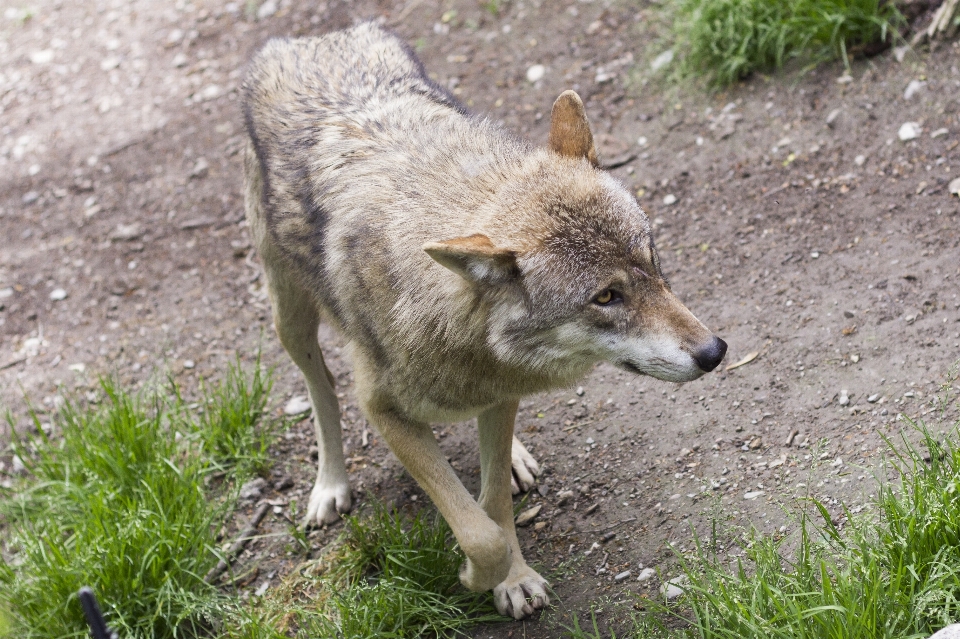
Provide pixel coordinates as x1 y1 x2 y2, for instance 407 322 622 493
672 0 904 88
293 501 503 638
0 360 275 639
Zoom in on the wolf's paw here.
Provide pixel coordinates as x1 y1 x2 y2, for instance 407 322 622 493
459 534 512 592
511 436 541 495
303 480 352 528
493 564 550 620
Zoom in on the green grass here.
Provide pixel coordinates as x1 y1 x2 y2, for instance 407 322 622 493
0 360 275 639
671 0 904 88
566 388 960 638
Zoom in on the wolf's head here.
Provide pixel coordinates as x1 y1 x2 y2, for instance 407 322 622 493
424 91 726 385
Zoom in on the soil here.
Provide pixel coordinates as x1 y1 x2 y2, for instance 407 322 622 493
2 0 960 636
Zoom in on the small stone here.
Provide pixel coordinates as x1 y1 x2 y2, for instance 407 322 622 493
526 64 545 83
843 310 855 318
284 396 312 416
637 136 648 147
614 570 632 583
100 56 121 71
585 502 600 515
239 477 266 500
903 80 926 100
172 52 189 68
195 85 221 102
744 490 765 500
748 437 762 450
30 49 54 64
0 287 12 299
189 157 209 179
949 177 960 197
810 251 820 259
533 521 547 532
601 531 617 543
850 354 860 363
183 360 195 370
49 288 67 301
273 476 294 491
167 29 184 45
854 154 866 166
637 567 656 583
893 45 909 62
661 577 686 600
898 122 921 141
576 386 585 396
556 489 574 506
585 437 595 445
868 394 881 403
12 455 27 475
836 74 853 84
110 223 143 242
826 108 842 127
839 390 850 406
931 128 949 139
22 191 40 205
663 194 677 205
515 503 542 527
256 0 278 19
650 50 673 71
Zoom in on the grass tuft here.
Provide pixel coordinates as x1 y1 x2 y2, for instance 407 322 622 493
671 0 904 88
0 362 275 639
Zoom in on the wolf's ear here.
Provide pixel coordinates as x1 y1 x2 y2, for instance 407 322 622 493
423 234 518 284
548 90 598 166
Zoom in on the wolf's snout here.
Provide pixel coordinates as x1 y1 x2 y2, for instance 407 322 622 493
693 337 727 372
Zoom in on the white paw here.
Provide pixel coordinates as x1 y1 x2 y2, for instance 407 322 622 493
303 480 352 527
511 436 541 495
493 564 550 620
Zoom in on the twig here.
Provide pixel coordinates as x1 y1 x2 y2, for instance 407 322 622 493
204 501 271 584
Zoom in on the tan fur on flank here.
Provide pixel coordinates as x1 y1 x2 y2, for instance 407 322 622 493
242 22 726 620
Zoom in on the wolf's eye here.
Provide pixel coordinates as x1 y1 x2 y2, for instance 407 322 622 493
594 289 621 305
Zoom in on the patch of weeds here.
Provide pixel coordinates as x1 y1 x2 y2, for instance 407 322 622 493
0 363 276 639
670 0 904 88
258 501 503 638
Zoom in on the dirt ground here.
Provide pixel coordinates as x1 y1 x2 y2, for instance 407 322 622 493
2 0 960 636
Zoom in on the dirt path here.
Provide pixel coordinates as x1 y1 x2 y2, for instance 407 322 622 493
2 0 959 636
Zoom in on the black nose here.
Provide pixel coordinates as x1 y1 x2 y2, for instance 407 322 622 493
693 337 727 372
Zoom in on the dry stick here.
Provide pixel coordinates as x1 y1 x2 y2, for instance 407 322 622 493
204 501 271 584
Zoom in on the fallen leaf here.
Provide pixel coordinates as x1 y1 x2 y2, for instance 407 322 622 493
725 351 759 371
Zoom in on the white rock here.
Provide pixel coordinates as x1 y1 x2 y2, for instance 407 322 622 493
826 108 842 127
515 504 542 527
931 128 949 138
284 395 312 416
868 394 881 403
854 154 866 166
744 490 765 500
663 194 677 205
30 49 54 64
189 157 209 179
526 64 545 83
950 177 960 197
839 390 850 406
637 136 648 147
239 477 267 500
196 85 222 102
172 52 189 68
637 567 656 583
12 455 27 475
0 287 13 299
614 570 632 582
836 74 853 84
68 363 86 374
903 80 926 100
894 46 909 62
49 288 67 301
899 122 921 141
100 56 121 71
167 29 184 45
930 624 960 639
660 577 686 600
257 0 278 19
650 50 673 71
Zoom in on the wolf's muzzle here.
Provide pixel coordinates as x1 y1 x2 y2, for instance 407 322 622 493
693 337 727 372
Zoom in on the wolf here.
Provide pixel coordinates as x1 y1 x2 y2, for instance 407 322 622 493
242 22 726 619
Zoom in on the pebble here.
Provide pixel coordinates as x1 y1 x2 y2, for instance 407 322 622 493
854 154 866 166
172 52 189 68
100 56 121 72
867 393 881 403
110 223 143 242
0 287 12 299
836 74 853 84
601 531 616 543
949 177 960 197
931 128 949 139
257 0 278 19
30 49 54 64
189 157 209 179
22 191 40 205
839 390 850 406
662 194 677 205
637 567 656 583
930 624 960 639
660 577 686 600
903 79 926 100
614 570 632 583
576 386 585 396
826 108 841 127
898 122 921 141
515 504 541 527
49 288 67 301
12 455 27 475
526 64 545 83
744 490 765 500
284 396 312 416
239 477 266 500
183 360 195 370
556 489 574 506
650 50 673 71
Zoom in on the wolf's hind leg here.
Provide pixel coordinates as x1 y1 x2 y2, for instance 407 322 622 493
479 403 549 619
510 436 540 495
266 275 351 527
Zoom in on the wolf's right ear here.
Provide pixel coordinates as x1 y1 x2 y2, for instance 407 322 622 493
423 234 519 284
548 90 598 166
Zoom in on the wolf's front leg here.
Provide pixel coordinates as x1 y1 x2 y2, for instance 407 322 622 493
368 406 513 591
479 401 550 619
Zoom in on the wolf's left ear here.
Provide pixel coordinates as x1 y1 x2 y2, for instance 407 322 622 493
548 90 598 166
423 234 519 284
